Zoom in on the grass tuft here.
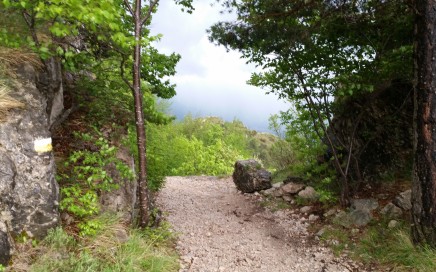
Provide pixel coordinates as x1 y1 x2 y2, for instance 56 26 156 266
355 223 436 271
0 82 24 122
0 47 42 72
8 213 179 272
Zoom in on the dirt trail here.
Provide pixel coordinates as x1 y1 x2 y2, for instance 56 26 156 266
157 176 362 272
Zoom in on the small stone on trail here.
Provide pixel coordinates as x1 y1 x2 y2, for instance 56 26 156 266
308 214 319 222
272 182 284 188
206 232 212 237
282 195 293 202
388 220 399 229
300 206 312 214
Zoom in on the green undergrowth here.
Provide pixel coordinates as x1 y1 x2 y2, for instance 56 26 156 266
260 195 291 212
11 213 179 272
355 221 436 271
320 220 436 271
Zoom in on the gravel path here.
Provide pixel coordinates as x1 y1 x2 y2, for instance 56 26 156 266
157 176 363 272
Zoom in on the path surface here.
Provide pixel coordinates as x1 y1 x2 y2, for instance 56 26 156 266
157 176 363 272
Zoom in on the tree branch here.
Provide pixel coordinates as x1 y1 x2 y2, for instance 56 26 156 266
123 0 135 17
140 0 159 26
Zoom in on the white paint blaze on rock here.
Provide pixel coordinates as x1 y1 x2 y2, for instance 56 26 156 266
34 138 52 153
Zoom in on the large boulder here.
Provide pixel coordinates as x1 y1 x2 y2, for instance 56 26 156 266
232 160 272 193
0 60 62 265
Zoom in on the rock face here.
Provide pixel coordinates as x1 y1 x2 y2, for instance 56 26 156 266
0 60 62 265
232 160 272 193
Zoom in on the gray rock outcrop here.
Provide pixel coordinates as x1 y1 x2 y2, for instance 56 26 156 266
298 186 319 200
333 198 378 228
380 202 403 218
393 189 412 211
350 199 379 212
0 60 62 265
334 209 372 228
232 160 272 193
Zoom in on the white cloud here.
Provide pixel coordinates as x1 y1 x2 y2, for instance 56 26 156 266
150 0 289 131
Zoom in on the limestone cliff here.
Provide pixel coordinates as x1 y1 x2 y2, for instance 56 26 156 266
0 58 63 265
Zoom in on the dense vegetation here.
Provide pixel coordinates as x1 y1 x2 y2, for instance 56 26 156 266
2 0 436 270
209 0 413 206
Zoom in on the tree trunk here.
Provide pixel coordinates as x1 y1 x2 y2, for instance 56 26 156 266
133 0 150 228
412 0 436 246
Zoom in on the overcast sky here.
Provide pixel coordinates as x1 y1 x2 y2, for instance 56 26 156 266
150 1 289 132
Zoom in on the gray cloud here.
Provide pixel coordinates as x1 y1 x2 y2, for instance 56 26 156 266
151 1 290 132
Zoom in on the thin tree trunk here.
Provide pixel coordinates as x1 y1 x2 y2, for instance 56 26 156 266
133 0 150 228
412 0 436 246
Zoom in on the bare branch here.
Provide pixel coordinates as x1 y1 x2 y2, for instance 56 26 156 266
123 0 135 16
140 0 159 26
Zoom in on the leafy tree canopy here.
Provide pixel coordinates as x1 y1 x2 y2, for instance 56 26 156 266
209 0 413 107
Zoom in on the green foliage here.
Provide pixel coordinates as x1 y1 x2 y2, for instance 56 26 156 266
260 196 291 212
58 131 134 235
28 214 179 272
319 226 353 256
209 0 414 202
124 115 283 181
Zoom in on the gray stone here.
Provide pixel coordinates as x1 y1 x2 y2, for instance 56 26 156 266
350 198 379 212
282 195 293 202
333 209 372 228
281 182 305 195
300 206 312 214
297 186 319 200
260 187 276 196
380 202 403 218
316 227 327 237
351 228 360 235
272 182 283 188
393 189 412 211
308 214 319 221
324 209 337 217
349 209 372 227
388 220 399 229
272 188 284 197
60 213 74 225
232 160 272 193
115 228 129 243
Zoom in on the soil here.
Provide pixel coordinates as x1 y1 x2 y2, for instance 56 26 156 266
157 176 365 272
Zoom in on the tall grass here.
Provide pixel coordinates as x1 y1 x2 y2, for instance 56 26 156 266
8 214 179 272
355 223 436 271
